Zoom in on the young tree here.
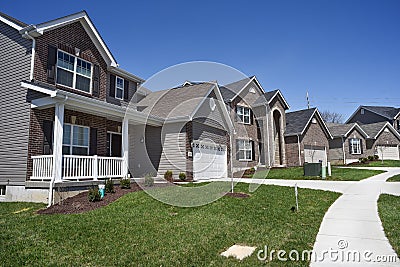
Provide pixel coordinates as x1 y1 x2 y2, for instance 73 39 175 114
321 110 344 124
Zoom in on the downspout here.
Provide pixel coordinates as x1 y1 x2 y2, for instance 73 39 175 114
341 136 346 165
297 134 302 166
47 95 68 207
23 31 35 81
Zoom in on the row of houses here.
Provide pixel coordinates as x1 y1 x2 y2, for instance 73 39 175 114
0 11 399 203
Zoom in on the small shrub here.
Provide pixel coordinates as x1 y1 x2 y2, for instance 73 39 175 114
144 173 154 187
164 170 173 182
105 179 115 193
368 156 374 161
88 187 101 202
120 178 131 189
179 172 187 181
360 158 368 164
374 155 379 160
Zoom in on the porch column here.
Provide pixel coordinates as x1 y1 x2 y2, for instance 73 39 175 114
122 118 129 177
52 102 64 182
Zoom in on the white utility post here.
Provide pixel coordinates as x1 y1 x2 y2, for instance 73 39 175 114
295 183 299 211
52 102 64 182
122 118 129 178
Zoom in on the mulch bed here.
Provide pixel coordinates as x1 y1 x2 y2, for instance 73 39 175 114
224 192 250 198
37 183 166 215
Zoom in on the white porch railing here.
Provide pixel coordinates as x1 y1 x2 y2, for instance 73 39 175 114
31 155 54 180
31 155 125 181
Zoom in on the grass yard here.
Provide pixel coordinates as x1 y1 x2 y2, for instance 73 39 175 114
248 167 384 181
387 175 400 182
359 160 400 167
0 183 339 266
378 194 400 257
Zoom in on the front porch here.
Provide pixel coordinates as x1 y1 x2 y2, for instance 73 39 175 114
31 155 125 181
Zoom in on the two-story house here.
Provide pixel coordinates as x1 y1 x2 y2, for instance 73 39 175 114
346 106 400 132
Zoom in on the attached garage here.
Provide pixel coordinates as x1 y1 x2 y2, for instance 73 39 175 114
304 145 327 166
192 140 227 180
376 145 400 160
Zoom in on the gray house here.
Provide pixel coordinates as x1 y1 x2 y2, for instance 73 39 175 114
346 106 400 132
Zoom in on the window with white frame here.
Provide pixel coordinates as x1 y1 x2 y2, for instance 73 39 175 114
56 50 92 93
236 106 251 124
350 138 361 154
115 76 124 99
238 139 252 160
62 124 90 155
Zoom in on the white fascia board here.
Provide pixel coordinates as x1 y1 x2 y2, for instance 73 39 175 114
229 77 254 102
31 97 58 109
214 83 236 133
344 123 369 138
108 66 145 84
394 111 400 120
268 90 290 110
21 81 57 97
374 122 400 140
0 15 23 31
314 109 334 139
33 12 117 67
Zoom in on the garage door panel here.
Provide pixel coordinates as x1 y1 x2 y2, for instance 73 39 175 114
376 146 400 160
193 140 227 179
304 147 327 166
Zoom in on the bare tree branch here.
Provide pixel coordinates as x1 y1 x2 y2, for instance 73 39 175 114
321 110 344 124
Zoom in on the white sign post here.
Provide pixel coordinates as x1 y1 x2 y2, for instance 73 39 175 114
295 183 299 211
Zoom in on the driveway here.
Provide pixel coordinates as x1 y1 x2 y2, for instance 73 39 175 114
210 167 400 266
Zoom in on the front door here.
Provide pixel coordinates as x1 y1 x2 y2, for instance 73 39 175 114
107 132 122 157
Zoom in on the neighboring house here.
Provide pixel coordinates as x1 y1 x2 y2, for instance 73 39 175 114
362 122 400 161
220 76 290 174
346 106 400 132
285 108 332 167
132 81 234 181
0 11 160 203
328 123 369 165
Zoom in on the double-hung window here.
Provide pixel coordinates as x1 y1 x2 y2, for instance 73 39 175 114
62 124 90 155
56 50 92 93
238 140 252 161
115 76 124 99
350 138 361 154
236 106 251 124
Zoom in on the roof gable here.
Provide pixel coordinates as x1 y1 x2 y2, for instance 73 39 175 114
285 108 332 138
221 76 265 102
328 122 369 138
21 11 117 67
346 105 400 123
361 122 400 140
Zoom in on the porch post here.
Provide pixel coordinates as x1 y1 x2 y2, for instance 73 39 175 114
52 102 64 182
122 118 129 177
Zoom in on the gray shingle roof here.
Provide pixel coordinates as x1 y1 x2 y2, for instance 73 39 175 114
360 122 389 138
136 82 215 119
253 90 279 106
328 123 360 137
361 106 400 120
285 108 317 136
220 77 252 102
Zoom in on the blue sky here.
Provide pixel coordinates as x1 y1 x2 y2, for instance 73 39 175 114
2 0 399 119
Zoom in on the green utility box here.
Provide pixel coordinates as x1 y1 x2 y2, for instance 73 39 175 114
303 162 322 177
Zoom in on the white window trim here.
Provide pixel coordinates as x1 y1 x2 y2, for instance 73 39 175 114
107 131 122 156
236 105 251 125
238 139 253 161
63 123 90 155
56 49 93 94
350 138 361 155
115 76 125 100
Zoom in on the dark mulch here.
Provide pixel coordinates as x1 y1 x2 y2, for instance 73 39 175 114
224 192 250 198
37 183 166 215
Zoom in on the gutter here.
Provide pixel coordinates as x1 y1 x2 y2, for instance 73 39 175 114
297 134 302 166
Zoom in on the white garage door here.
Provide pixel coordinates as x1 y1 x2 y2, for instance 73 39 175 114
193 140 227 180
376 146 400 160
304 146 327 166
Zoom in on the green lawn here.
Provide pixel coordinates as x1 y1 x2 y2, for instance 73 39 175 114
248 167 384 181
0 183 339 266
387 175 400 182
378 194 400 257
360 160 400 167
